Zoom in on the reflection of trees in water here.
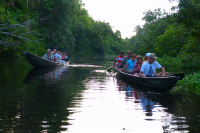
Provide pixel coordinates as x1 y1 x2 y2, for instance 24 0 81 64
162 94 200 132
0 67 92 132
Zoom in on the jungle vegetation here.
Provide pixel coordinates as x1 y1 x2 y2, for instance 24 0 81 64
0 0 126 57
0 0 199 70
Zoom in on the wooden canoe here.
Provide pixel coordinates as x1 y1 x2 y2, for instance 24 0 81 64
61 58 70 62
24 52 69 68
117 71 184 92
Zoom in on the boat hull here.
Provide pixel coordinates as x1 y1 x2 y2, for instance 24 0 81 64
24 52 68 68
117 71 182 92
61 58 70 62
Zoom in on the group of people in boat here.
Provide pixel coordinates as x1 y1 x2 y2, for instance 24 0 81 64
112 50 166 77
42 49 70 63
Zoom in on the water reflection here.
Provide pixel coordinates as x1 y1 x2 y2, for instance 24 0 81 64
66 73 170 132
66 72 193 133
115 77 192 132
24 66 69 85
0 57 200 132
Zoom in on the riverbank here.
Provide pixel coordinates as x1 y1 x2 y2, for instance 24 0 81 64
172 71 200 94
156 57 200 94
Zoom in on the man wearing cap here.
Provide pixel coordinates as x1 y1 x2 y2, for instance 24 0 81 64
139 53 166 77
43 49 54 61
112 51 125 68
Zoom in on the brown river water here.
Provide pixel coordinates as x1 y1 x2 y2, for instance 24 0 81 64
0 56 199 133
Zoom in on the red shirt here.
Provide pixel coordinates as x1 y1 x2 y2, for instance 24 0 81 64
133 62 143 73
115 55 125 66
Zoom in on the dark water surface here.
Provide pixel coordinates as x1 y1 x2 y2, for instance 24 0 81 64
0 57 200 133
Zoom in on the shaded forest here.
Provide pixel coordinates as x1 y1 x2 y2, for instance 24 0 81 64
0 0 200 69
0 0 127 57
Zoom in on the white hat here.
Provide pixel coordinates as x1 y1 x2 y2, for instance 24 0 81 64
146 53 151 57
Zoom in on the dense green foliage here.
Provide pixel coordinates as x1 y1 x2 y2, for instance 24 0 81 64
155 57 200 94
128 0 200 69
1 0 200 70
0 1 45 57
173 71 200 94
0 0 129 57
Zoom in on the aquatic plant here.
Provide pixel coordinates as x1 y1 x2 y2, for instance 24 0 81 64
173 71 200 94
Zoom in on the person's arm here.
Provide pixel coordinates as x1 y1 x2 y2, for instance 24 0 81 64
42 54 46 59
121 63 128 71
118 63 122 69
160 67 166 77
134 65 141 72
139 63 146 77
118 58 125 68
154 70 157 74
57 54 62 60
134 68 140 72
139 71 146 77
55 56 58 62
112 58 117 68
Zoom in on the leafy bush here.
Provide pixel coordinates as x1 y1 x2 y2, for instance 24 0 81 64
173 71 200 94
156 55 182 68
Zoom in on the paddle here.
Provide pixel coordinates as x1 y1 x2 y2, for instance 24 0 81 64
107 67 118 72
107 67 113 72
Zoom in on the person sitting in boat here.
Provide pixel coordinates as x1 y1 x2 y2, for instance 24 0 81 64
63 52 68 59
120 54 137 74
133 56 143 76
53 49 66 63
112 51 125 68
51 51 58 62
60 52 65 59
117 50 132 70
42 49 54 61
139 53 166 77
142 53 151 63
66 50 70 59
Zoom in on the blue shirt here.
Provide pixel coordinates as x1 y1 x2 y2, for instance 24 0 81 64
55 53 62 60
126 59 137 69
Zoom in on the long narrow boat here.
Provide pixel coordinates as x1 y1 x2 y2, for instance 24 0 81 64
117 71 184 92
62 58 70 62
24 52 69 68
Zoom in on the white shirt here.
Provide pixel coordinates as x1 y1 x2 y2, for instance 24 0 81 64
140 61 162 76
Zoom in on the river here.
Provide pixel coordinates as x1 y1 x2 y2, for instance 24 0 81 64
0 56 199 133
